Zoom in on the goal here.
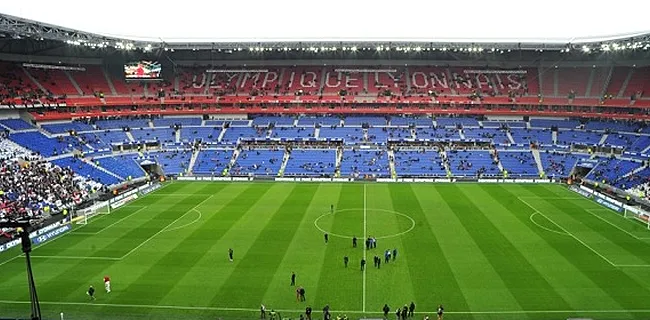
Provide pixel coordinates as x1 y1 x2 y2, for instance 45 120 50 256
623 206 650 230
72 201 112 225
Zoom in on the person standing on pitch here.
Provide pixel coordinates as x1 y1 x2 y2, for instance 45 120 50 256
393 248 398 261
331 204 334 213
382 304 390 319
324 233 329 244
377 256 381 269
361 258 366 271
437 305 444 320
87 285 96 301
352 236 357 248
228 248 234 261
299 287 306 301
103 275 111 293
408 302 415 317
291 272 296 286
344 256 349 268
305 306 312 320
260 304 266 319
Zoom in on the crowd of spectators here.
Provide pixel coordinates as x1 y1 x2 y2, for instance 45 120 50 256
0 135 97 225
0 159 93 222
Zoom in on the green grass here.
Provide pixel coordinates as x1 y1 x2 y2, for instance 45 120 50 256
2 182 650 320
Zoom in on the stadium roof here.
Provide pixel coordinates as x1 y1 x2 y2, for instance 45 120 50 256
2 0 650 53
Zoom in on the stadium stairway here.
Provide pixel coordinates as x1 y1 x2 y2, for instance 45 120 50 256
228 148 241 169
22 66 47 93
598 134 609 145
458 128 466 139
279 150 290 176
531 149 545 176
217 128 227 142
64 71 84 95
492 150 505 173
388 149 396 178
335 147 343 177
125 131 135 142
617 68 633 97
102 68 118 95
187 149 201 174
439 149 452 176
585 69 596 97
506 131 516 144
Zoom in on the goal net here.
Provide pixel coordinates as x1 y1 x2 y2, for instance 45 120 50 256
72 200 112 225
623 206 650 230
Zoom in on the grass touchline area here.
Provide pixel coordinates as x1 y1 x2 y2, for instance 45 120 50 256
1 182 650 320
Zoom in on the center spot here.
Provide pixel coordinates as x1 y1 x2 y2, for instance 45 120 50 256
314 208 415 239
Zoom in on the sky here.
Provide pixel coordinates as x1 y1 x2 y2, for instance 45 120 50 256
2 0 650 43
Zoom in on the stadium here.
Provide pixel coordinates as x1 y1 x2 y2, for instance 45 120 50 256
1 2 650 319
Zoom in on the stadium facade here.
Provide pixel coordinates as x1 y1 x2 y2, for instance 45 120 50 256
1 13 650 320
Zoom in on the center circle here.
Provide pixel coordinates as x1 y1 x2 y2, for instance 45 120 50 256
314 208 415 240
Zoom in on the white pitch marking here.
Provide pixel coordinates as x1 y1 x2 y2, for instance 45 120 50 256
120 194 215 259
362 183 367 313
29 255 120 261
163 208 203 233
529 212 569 236
586 209 650 240
518 197 617 267
1 300 650 315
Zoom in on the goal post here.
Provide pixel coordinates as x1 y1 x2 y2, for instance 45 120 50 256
624 205 650 230
72 199 112 225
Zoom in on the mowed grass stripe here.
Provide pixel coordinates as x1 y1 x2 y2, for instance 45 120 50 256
112 184 268 305
155 184 299 308
412 185 523 313
57 185 220 302
365 184 417 314
438 185 572 311
314 184 364 311
97 183 233 308
524 185 650 265
1 188 206 302
389 185 471 314
473 185 626 312
490 184 646 316
260 184 343 309
207 184 320 308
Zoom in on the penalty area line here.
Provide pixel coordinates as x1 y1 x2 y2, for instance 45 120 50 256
1 300 650 315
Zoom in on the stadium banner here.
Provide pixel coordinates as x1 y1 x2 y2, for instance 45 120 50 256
32 224 72 245
477 178 550 183
570 185 593 198
0 221 67 253
139 183 161 195
275 177 354 182
177 176 255 182
110 194 139 210
593 192 623 207
113 188 139 202
595 197 623 213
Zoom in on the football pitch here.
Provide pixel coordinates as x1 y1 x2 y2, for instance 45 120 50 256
2 182 650 320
